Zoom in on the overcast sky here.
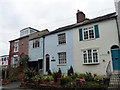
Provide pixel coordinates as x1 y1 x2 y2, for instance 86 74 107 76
0 0 117 56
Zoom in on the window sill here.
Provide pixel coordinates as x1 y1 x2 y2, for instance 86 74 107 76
57 64 67 66
14 51 18 53
32 47 40 49
82 38 97 41
83 63 99 65
57 43 66 46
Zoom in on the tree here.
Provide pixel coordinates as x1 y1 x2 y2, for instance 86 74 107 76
19 55 29 70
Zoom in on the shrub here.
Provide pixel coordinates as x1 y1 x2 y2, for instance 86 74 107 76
85 72 94 81
43 76 50 82
61 75 72 85
52 72 59 82
49 76 54 81
24 68 38 80
58 68 62 77
43 75 54 82
32 75 42 83
67 66 74 76
19 55 29 70
103 77 110 85
48 69 52 75
52 68 62 82
87 81 100 87
10 77 17 82
94 75 103 81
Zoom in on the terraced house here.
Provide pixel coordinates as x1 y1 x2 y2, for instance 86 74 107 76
28 29 49 73
9 27 39 67
41 9 120 75
72 11 120 75
8 3 120 76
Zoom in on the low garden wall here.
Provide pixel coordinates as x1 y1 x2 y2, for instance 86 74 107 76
21 82 107 90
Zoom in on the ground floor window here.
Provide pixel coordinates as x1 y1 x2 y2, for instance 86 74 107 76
58 52 66 65
13 55 19 67
82 49 99 64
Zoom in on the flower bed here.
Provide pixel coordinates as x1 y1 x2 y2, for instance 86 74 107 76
22 67 109 89
2 79 10 85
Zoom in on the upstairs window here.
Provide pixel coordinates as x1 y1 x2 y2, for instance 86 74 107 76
33 39 39 48
83 26 94 40
2 58 3 61
4 58 6 61
79 25 99 41
58 33 66 45
82 49 99 64
58 52 66 65
14 40 19 52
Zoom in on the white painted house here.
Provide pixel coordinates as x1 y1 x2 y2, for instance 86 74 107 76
0 55 9 69
73 12 120 75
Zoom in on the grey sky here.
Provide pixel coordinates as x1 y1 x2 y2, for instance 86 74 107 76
0 0 116 56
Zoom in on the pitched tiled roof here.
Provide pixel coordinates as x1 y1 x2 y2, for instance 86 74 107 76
44 12 116 36
9 35 29 42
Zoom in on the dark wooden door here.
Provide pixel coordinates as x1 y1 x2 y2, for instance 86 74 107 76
46 57 49 72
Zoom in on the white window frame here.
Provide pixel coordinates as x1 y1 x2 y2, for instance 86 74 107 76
14 40 19 52
82 49 99 64
13 55 19 68
33 39 40 48
58 33 66 45
58 52 67 65
83 26 95 40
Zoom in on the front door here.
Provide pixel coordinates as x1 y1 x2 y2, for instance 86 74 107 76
111 49 120 71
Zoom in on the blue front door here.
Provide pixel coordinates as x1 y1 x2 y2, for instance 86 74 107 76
111 49 120 71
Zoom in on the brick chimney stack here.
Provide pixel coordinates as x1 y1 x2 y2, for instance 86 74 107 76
76 10 85 23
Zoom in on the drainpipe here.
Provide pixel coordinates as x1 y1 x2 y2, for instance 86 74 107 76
43 36 45 74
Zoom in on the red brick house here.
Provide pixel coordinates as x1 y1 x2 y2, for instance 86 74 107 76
9 27 39 67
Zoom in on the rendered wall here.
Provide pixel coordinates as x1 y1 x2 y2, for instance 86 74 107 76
73 19 119 75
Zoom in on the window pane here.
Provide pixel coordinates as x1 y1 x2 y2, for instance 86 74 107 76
84 31 88 39
89 29 94 39
83 53 87 63
58 33 66 45
93 50 98 62
58 52 66 64
88 50 92 63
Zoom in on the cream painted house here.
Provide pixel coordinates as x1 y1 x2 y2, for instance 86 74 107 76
72 12 120 75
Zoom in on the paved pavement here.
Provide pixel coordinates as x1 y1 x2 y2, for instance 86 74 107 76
2 81 22 90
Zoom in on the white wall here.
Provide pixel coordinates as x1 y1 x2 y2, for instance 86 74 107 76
73 18 119 75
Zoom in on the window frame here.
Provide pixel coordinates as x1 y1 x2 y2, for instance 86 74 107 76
14 40 19 52
58 33 66 45
82 49 99 64
13 55 19 68
32 39 40 48
58 52 67 65
83 26 95 40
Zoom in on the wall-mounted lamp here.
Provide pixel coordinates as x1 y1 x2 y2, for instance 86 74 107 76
22 42 24 45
